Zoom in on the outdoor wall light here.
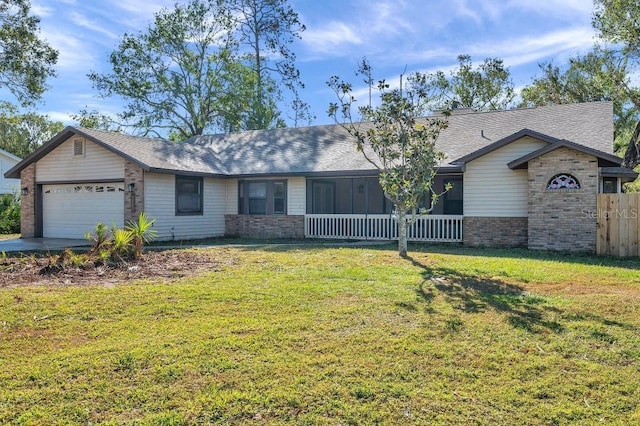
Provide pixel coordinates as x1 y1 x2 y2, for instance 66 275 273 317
21 187 28 196
127 183 136 192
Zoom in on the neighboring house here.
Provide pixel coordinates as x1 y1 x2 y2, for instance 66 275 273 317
0 148 21 195
4 101 636 252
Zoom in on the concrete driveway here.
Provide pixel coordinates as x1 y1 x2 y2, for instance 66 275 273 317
0 238 90 253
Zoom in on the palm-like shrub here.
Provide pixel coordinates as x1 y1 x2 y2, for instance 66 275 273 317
85 213 157 264
126 212 157 259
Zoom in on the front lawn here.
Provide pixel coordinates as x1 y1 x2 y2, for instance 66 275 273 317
1 245 639 424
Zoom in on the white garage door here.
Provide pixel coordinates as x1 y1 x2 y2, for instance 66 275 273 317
42 183 125 239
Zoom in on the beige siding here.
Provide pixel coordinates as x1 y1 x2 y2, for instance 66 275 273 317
288 177 305 215
225 179 238 215
144 173 226 240
464 137 548 217
36 136 124 182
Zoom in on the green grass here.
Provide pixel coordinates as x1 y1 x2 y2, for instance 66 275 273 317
1 244 640 424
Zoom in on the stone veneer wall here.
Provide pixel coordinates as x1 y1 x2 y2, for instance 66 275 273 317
124 161 145 223
528 147 598 252
225 215 305 239
20 164 36 238
463 217 528 247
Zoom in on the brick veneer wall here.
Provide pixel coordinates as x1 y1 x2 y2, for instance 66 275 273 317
463 217 528 247
20 164 36 238
124 161 145 223
225 215 305 239
528 147 598 252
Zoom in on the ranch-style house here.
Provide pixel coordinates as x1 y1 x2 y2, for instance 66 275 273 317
5 101 636 252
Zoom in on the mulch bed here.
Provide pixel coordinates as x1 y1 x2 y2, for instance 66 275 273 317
0 249 223 288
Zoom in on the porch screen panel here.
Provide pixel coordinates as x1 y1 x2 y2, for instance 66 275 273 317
353 178 367 214
443 178 463 215
368 178 387 214
312 181 335 214
335 179 353 213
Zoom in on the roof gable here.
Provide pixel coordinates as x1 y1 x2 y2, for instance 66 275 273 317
507 139 623 170
4 127 230 179
451 129 562 165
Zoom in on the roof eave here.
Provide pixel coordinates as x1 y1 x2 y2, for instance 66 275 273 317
4 127 78 179
452 128 562 165
147 167 228 178
3 126 155 179
508 140 623 170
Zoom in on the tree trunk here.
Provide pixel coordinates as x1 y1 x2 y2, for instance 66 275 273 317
397 208 408 257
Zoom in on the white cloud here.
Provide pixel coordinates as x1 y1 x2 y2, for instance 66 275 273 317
301 0 418 58
69 11 119 40
303 21 363 54
43 111 75 124
40 29 97 70
103 0 175 28
506 0 593 18
31 4 54 18
476 28 597 67
361 0 414 37
32 0 76 18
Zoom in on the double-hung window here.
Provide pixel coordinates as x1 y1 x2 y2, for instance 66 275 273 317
239 180 287 215
176 175 203 215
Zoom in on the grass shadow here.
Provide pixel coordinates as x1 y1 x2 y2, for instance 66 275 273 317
406 242 640 270
406 255 565 333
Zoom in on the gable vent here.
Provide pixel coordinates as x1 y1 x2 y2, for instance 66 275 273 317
73 139 85 157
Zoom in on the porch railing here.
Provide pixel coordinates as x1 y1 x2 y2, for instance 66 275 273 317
305 214 463 242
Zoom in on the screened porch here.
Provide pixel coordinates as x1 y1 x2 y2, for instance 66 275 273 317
304 175 464 242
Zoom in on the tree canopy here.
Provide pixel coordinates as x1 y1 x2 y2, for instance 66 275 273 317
0 0 57 107
591 0 640 167
593 0 640 57
520 48 640 153
89 0 308 138
417 54 515 112
229 0 310 130
89 0 247 139
0 107 64 158
328 60 449 257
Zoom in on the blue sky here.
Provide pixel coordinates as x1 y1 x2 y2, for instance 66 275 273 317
26 0 598 129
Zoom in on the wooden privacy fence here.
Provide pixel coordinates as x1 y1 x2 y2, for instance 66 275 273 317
596 194 640 256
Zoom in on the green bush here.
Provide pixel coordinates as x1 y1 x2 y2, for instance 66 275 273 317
0 193 20 234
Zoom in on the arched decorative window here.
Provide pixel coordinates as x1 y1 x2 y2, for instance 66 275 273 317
547 173 580 190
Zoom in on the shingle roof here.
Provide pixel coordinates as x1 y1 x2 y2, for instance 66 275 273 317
188 123 378 175
434 101 614 164
74 127 228 176
4 101 617 179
